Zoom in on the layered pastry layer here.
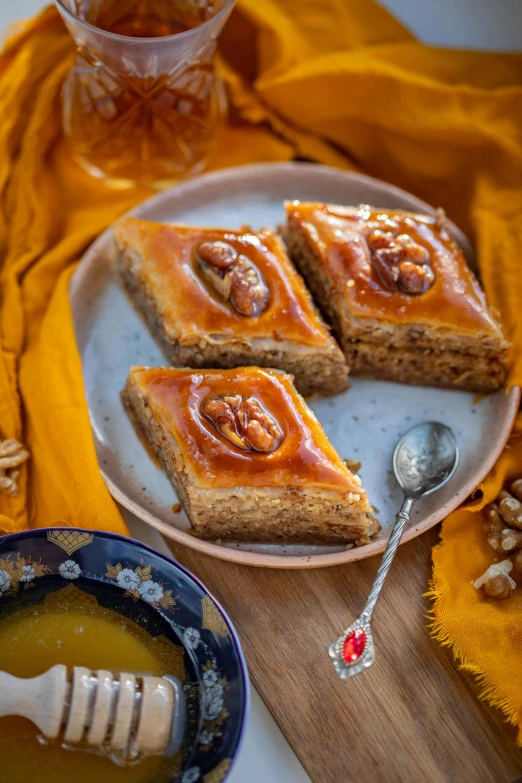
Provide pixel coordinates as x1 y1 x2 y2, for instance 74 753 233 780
122 366 379 545
285 202 509 392
114 217 348 397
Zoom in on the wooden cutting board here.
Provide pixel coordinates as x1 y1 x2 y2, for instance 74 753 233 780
169 527 522 783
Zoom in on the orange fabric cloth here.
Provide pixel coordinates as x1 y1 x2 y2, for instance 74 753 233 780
1 0 522 744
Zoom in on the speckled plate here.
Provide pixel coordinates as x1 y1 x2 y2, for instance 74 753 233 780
70 163 520 569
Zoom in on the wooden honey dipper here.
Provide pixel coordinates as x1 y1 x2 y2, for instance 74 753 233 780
0 665 185 760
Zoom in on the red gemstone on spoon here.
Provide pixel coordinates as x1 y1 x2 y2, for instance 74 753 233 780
343 628 366 663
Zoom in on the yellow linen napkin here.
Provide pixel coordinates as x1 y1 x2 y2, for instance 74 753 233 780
0 0 521 745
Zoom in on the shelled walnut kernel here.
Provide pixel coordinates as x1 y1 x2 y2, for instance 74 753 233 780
202 394 283 453
195 240 269 317
475 478 522 599
473 560 516 599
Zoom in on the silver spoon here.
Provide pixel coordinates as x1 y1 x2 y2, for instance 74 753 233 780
329 421 459 679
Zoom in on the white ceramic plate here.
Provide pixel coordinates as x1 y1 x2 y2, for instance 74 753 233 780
70 163 519 568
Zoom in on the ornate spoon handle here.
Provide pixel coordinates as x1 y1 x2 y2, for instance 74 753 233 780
329 496 414 679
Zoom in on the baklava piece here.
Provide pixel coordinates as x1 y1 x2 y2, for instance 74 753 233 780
285 202 509 392
114 217 348 397
122 366 379 545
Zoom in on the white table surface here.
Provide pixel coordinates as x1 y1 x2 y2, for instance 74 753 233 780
1 1 520 781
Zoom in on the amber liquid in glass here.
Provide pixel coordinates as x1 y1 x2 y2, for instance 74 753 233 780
65 0 224 187
84 0 210 37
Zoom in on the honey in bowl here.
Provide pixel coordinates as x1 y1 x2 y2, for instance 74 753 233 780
0 591 188 783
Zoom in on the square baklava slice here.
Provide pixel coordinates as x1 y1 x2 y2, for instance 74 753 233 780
285 202 509 392
122 366 378 545
114 217 348 397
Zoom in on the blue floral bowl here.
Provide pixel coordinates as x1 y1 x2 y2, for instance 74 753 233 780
0 527 249 783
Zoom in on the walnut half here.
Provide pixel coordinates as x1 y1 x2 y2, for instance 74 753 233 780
201 394 283 453
367 230 435 295
195 240 269 317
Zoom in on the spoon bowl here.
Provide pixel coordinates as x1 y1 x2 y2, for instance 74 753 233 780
393 421 459 499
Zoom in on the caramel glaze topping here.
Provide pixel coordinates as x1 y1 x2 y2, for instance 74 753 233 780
116 217 330 347
287 202 502 336
134 366 363 492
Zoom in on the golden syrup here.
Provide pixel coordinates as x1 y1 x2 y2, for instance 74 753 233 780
0 592 183 783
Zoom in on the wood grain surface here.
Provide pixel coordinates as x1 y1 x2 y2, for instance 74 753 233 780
169 527 522 783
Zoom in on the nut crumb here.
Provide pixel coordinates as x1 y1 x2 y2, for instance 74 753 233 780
171 503 182 513
435 207 446 230
343 457 361 473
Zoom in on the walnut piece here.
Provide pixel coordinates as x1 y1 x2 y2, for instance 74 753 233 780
367 231 435 295
483 575 515 599
202 394 283 453
196 240 269 317
371 247 400 291
197 240 237 271
398 260 434 295
474 560 516 599
500 528 522 552
0 438 29 497
510 478 522 501
498 490 522 530
396 237 430 265
483 504 504 552
483 480 522 590
343 458 362 473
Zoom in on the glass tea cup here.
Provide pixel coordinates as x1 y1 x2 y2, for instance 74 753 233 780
55 0 235 189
